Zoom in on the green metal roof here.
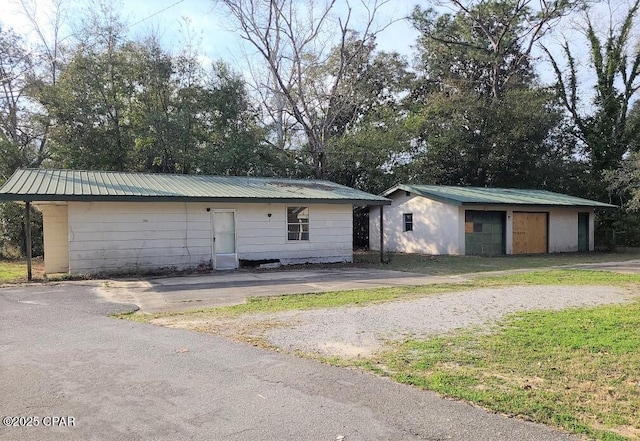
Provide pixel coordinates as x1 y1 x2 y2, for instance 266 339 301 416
0 169 390 205
384 184 616 208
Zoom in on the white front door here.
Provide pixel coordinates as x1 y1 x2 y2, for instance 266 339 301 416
212 211 237 270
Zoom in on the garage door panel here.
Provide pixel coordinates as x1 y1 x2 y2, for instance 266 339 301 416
513 212 548 254
464 211 505 255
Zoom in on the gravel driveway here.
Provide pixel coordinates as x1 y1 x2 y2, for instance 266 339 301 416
160 285 638 359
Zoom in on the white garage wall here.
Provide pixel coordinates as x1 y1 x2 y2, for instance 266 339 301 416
370 192 461 254
66 201 352 273
548 207 594 252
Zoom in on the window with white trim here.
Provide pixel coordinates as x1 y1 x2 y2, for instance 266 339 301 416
287 207 309 240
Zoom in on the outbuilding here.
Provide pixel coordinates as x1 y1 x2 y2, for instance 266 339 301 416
370 184 615 256
0 169 390 275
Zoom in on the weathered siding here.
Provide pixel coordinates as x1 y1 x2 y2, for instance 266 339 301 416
233 203 352 264
65 201 352 274
67 202 211 273
39 204 69 273
370 192 461 254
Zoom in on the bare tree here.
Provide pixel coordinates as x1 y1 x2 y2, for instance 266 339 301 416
215 0 394 178
11 0 71 167
0 26 34 176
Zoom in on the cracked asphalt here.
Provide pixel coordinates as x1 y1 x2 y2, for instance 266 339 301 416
0 282 578 440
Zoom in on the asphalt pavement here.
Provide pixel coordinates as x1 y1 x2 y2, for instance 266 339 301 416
96 268 469 313
0 282 577 441
94 260 640 313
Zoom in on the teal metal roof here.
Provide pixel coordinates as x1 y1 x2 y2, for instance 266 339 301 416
0 169 390 205
384 184 616 208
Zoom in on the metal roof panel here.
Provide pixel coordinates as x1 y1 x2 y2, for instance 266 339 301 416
0 169 390 205
383 184 616 208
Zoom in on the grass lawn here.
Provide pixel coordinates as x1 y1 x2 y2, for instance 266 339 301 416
371 299 640 441
0 259 44 283
354 250 640 275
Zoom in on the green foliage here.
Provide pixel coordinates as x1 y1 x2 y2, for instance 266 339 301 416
407 0 576 190
0 202 43 258
606 152 640 211
322 45 415 192
406 87 566 187
545 0 640 200
43 32 276 176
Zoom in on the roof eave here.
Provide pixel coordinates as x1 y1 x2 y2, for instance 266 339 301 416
460 202 617 209
383 185 616 208
383 185 463 206
0 194 391 206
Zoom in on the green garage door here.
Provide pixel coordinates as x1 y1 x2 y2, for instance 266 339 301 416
465 211 505 255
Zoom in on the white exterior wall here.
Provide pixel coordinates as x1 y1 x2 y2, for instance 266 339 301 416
372 193 596 256
547 207 595 252
39 203 69 274
370 193 461 254
233 203 352 264
66 201 352 274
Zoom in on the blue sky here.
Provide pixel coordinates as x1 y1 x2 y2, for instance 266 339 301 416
0 0 420 69
0 0 623 100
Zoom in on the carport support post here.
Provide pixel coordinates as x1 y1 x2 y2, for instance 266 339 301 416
379 205 385 263
25 201 32 281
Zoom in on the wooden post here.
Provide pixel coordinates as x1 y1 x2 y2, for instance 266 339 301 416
25 201 32 281
379 205 384 264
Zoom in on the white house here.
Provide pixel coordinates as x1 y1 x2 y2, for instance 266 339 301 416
370 184 615 256
0 169 389 274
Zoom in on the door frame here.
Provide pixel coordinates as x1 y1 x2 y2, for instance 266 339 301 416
210 209 238 270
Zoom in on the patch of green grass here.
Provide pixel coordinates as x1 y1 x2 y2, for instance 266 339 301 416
482 268 640 286
113 283 475 323
374 300 640 440
0 259 47 283
0 260 27 283
0 258 85 284
355 250 640 276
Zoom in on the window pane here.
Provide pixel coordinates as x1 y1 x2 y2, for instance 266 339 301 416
287 207 309 240
404 213 413 232
288 207 308 223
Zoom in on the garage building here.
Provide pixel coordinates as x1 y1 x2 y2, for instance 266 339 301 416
370 184 615 255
